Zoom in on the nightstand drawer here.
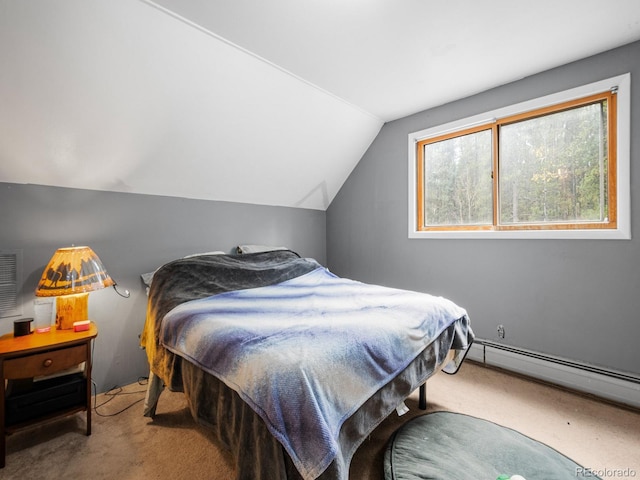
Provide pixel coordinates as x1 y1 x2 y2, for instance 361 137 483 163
3 344 87 379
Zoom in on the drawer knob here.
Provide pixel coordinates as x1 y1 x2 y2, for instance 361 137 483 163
43 358 53 367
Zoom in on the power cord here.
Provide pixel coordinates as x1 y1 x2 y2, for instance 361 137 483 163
92 377 149 417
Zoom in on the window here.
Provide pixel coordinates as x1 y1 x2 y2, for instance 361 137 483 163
409 74 630 239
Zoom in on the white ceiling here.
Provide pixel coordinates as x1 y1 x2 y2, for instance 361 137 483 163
1 0 640 210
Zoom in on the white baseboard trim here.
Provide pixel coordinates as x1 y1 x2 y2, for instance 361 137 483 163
468 340 640 409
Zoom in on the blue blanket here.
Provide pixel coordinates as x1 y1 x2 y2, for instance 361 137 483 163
160 266 469 480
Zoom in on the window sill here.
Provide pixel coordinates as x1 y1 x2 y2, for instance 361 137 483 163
408 227 631 240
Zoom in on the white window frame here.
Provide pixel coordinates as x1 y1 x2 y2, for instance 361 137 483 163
408 73 631 240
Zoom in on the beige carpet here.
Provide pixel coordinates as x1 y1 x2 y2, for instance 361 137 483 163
5 361 640 479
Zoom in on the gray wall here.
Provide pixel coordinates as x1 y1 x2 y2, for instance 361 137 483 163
0 183 326 392
327 41 640 376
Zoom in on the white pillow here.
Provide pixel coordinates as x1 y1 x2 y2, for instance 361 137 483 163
183 250 226 258
236 245 288 254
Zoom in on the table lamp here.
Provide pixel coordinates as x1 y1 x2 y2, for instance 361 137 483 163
35 246 114 330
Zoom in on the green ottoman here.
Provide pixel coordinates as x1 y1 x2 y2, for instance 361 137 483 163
384 412 600 480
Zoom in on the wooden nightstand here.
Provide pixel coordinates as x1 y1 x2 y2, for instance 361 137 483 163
0 322 98 468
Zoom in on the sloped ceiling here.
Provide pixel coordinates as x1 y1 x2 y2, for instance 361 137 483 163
1 1 640 210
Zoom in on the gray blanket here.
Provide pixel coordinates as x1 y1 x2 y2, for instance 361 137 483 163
159 263 470 479
140 250 474 480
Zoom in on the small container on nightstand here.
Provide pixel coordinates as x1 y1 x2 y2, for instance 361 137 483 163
12 319 32 337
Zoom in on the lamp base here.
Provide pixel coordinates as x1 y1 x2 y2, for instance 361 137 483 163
55 293 89 330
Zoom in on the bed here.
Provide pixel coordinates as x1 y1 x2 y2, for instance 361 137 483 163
140 249 473 480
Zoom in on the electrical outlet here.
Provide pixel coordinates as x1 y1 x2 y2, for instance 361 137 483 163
497 324 505 339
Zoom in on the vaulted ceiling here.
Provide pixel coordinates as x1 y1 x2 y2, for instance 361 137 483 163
2 0 640 210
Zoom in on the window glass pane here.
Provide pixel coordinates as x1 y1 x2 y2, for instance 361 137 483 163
499 101 608 225
423 130 492 226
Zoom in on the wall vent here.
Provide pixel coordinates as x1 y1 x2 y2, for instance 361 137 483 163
0 249 23 318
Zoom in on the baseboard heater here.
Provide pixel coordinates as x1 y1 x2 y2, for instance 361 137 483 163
466 339 640 410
